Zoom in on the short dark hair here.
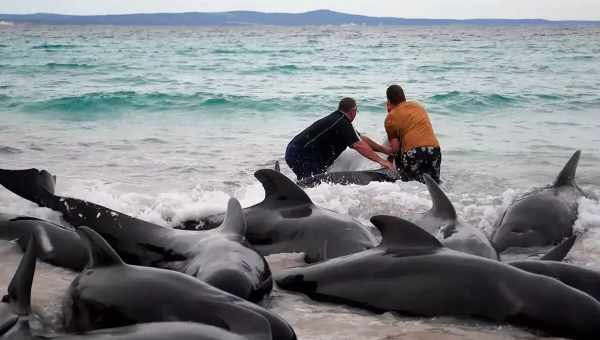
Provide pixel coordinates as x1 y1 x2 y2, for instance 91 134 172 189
338 97 356 113
386 85 406 105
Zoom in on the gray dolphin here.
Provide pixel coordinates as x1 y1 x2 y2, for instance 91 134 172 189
297 168 398 187
491 150 587 252
511 259 600 303
275 216 600 339
0 168 272 302
412 174 498 259
0 213 88 271
64 227 295 340
182 169 377 263
0 231 267 340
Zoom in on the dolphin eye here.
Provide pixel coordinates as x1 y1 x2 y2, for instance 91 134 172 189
277 195 287 201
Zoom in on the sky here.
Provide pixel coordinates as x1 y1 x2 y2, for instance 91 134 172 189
1 0 599 21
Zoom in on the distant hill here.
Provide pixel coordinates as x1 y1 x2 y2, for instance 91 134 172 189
0 10 598 26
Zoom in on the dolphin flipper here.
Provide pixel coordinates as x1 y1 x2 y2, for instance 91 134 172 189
540 235 577 261
6 235 37 316
254 169 312 203
370 215 443 251
76 226 125 268
423 174 457 220
0 168 55 205
553 150 581 187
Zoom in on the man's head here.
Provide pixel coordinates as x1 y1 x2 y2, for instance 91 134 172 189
338 97 357 121
386 85 406 106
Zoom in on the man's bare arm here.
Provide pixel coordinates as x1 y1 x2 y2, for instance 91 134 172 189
351 140 394 170
361 135 392 155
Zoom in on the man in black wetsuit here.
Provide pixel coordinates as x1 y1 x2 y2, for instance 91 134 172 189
285 97 394 181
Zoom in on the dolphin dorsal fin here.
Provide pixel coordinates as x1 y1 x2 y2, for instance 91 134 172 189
553 150 581 187
219 198 247 237
254 169 312 203
424 174 456 220
77 226 124 268
7 235 37 315
371 215 443 251
541 235 577 261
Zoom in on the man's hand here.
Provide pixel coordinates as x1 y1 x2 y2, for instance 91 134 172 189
379 160 395 171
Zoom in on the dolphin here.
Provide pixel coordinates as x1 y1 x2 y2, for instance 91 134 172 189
0 231 269 340
181 169 377 263
412 174 498 259
0 168 272 302
297 168 399 187
0 213 88 271
272 161 398 187
510 259 600 303
491 150 587 252
275 216 600 339
64 227 296 340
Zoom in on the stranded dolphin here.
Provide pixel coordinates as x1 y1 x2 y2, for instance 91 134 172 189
65 227 295 340
181 169 377 263
0 168 272 302
0 213 88 271
412 174 497 259
491 150 587 252
275 216 600 339
0 232 268 340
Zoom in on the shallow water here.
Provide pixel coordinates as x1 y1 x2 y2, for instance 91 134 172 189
1 24 599 339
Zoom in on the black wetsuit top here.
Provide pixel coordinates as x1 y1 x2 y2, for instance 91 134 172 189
285 110 360 178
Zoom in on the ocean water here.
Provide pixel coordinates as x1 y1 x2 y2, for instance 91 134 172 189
0 24 599 339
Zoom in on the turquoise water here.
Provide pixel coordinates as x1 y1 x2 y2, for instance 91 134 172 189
1 24 600 340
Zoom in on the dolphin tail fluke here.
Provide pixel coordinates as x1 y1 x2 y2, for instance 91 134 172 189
553 150 581 187
423 174 457 220
0 168 55 206
254 169 312 203
76 226 124 268
219 198 247 237
6 233 38 316
540 235 577 261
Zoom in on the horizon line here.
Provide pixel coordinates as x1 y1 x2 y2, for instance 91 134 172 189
1 9 599 22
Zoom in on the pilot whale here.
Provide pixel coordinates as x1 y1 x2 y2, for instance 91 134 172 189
0 168 272 302
491 150 587 252
275 216 600 339
180 169 377 263
0 213 88 271
0 233 268 340
412 174 497 259
65 227 295 340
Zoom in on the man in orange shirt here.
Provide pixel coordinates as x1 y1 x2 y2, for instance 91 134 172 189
384 85 442 183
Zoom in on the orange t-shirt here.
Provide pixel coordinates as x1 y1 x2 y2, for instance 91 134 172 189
385 101 439 153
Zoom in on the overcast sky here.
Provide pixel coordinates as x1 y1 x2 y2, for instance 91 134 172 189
1 0 599 20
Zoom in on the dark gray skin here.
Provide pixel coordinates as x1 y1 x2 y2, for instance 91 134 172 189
413 174 498 259
0 234 264 340
275 216 600 340
0 213 88 271
180 169 377 263
511 260 600 303
65 227 295 340
492 150 587 252
0 168 272 302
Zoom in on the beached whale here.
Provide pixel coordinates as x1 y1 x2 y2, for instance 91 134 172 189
296 168 399 187
0 213 88 271
0 234 267 340
412 174 498 259
491 150 587 252
0 168 272 302
180 169 377 263
510 259 600 303
275 216 600 339
65 227 295 340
